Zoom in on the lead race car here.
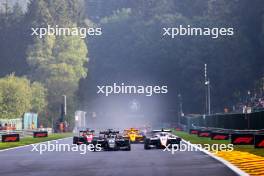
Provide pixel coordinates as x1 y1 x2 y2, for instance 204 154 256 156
73 128 95 145
92 129 131 151
144 129 181 150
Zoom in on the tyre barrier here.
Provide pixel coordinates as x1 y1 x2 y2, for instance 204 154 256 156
197 130 211 137
231 133 254 145
189 129 199 134
33 131 48 138
254 134 264 148
188 126 264 148
2 133 20 142
0 129 51 142
211 132 229 140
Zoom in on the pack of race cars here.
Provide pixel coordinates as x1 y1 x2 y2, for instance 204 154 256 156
73 127 182 151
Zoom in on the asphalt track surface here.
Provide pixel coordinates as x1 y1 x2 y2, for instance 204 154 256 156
0 138 238 176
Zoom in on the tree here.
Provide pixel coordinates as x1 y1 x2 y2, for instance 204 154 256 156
26 0 88 125
0 74 46 119
26 0 85 27
27 34 88 123
0 1 29 77
0 74 31 119
31 82 47 113
81 0 264 113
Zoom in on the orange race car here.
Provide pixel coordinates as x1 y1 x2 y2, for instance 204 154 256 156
123 128 146 143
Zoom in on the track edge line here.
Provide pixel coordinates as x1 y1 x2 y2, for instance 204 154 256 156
182 139 249 176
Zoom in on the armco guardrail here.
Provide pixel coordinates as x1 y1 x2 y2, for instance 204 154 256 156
188 125 263 134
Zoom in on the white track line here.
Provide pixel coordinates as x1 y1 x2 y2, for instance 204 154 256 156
0 137 72 152
182 139 249 176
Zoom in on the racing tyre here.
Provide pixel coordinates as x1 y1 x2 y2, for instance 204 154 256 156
73 136 79 145
92 141 98 152
114 145 120 151
125 144 131 151
144 138 151 150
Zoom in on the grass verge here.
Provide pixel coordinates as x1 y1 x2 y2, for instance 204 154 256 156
0 133 73 150
173 130 264 157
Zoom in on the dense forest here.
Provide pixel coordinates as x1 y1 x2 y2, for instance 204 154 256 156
81 0 264 114
0 0 264 126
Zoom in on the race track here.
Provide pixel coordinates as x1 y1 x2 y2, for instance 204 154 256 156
0 138 237 176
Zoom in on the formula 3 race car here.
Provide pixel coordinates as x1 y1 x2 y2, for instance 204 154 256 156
92 129 131 151
144 129 181 150
73 129 95 145
123 128 145 143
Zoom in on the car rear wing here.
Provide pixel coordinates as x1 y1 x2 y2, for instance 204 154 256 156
100 130 119 134
152 129 172 133
125 128 139 131
79 130 94 133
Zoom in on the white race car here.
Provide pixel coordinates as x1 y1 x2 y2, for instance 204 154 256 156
144 129 181 149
